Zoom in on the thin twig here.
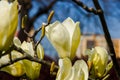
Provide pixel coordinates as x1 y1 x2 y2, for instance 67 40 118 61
34 11 54 50
18 0 57 42
72 0 102 14
0 56 27 69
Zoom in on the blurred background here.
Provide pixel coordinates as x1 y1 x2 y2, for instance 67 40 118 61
1 0 120 80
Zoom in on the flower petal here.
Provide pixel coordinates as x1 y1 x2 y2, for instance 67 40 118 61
56 58 72 80
9 0 18 33
95 47 108 65
21 41 34 57
46 21 70 58
73 60 89 80
0 0 18 50
70 22 81 59
62 17 75 39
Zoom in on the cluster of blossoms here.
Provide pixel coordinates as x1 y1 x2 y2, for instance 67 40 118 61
0 0 112 80
0 0 44 79
46 18 113 80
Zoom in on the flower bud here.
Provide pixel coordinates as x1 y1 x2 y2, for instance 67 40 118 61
86 47 111 78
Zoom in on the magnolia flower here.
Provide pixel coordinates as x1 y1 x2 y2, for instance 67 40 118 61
56 58 88 80
0 0 18 51
21 41 44 80
46 17 81 59
86 46 113 78
14 38 44 79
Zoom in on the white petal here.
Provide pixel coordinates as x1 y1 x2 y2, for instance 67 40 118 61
73 60 89 80
46 21 70 58
0 55 10 66
56 58 72 80
62 17 75 41
9 0 18 33
21 41 34 57
95 47 108 65
0 1 10 27
70 22 81 59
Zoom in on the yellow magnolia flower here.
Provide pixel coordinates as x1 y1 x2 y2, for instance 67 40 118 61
21 41 44 80
86 46 112 78
0 0 18 51
56 58 88 80
46 17 81 59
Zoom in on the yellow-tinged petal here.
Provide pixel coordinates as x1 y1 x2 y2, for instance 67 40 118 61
72 60 88 80
62 18 81 59
70 22 80 59
23 60 41 80
46 21 70 58
95 47 108 65
0 0 18 50
56 58 72 80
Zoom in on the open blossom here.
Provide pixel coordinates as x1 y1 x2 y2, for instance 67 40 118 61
0 0 18 50
56 58 88 80
86 46 113 78
45 17 81 59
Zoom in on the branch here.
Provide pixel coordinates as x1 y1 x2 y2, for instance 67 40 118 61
18 0 57 42
28 0 56 25
0 46 58 70
72 0 102 14
92 0 120 78
0 56 27 69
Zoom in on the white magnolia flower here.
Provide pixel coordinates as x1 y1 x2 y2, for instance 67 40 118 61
86 46 112 78
56 58 88 80
46 17 81 59
0 0 18 50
